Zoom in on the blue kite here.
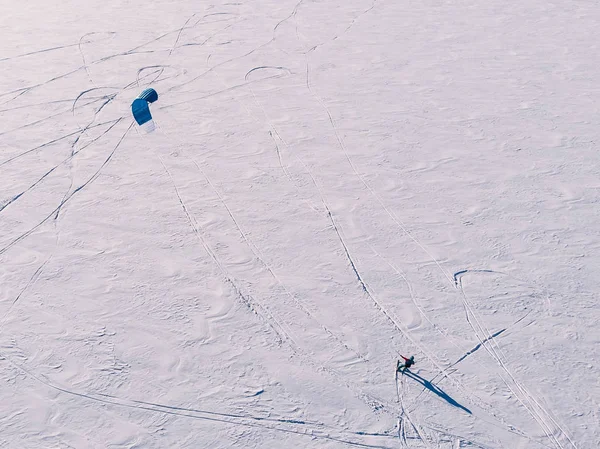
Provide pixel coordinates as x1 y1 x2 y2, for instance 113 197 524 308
132 88 158 132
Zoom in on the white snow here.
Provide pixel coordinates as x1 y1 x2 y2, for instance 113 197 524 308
1 1 598 448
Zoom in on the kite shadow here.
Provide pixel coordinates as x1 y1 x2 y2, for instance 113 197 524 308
404 370 472 415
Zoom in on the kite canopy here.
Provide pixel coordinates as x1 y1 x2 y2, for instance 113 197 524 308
132 88 158 132
138 88 158 103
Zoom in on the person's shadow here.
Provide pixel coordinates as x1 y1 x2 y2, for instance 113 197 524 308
403 370 472 415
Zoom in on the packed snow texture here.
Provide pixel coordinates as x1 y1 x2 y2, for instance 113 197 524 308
1 1 598 448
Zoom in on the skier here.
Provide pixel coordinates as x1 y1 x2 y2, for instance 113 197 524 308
397 355 415 373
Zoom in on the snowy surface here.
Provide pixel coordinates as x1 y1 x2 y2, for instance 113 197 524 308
1 1 599 448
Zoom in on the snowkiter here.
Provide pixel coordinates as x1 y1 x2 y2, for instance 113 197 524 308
397 355 415 372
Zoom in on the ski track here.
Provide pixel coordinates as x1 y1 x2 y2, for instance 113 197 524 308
0 97 85 114
268 130 296 187
158 154 409 445
182 34 390 382
242 66 383 310
286 1 458 373
159 73 289 110
158 116 401 420
0 96 108 138
241 38 505 449
456 275 557 442
0 43 83 63
368 243 468 352
373 247 541 444
406 314 548 449
396 371 426 448
54 87 123 221
284 3 457 293
379 257 545 445
0 14 235 104
401 374 434 449
241 60 500 447
161 44 420 430
0 66 86 102
159 156 292 346
0 351 397 449
0 36 185 218
78 32 118 85
341 0 379 36
277 8 573 448
0 257 50 324
266 129 321 213
178 54 401 396
0 121 133 257
455 273 577 449
0 88 31 106
302 53 455 287
289 9 577 449
0 119 123 215
189 157 370 366
0 118 120 168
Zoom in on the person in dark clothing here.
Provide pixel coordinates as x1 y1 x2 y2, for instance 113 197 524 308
397 355 415 372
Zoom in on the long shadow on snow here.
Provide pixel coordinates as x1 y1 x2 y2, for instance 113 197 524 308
404 371 472 415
